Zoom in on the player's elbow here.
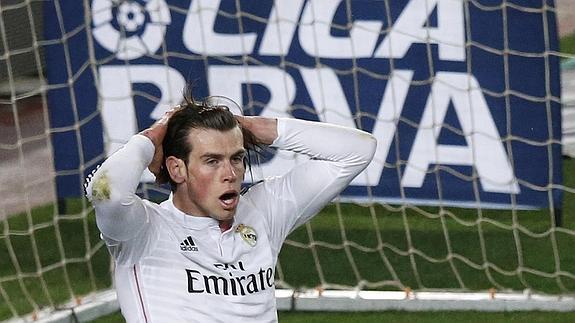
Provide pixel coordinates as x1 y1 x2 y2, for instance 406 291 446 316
338 132 377 177
364 133 377 163
355 132 377 167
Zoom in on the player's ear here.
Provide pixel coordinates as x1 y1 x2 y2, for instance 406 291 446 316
165 156 187 184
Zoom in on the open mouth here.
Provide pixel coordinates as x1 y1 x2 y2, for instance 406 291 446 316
219 191 239 209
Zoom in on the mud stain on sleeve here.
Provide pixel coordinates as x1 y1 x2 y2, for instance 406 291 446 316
92 171 111 201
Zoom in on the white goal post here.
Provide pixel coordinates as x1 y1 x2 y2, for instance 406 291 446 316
1 0 575 321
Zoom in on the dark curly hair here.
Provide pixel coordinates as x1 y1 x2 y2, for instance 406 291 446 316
157 85 259 191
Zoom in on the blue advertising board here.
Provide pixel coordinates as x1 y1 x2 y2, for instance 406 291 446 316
44 0 562 209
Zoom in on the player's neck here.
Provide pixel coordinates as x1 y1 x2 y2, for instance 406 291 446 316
171 190 207 217
219 220 232 232
171 191 234 231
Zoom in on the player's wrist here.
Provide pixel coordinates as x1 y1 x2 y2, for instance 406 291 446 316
139 106 179 147
139 126 165 148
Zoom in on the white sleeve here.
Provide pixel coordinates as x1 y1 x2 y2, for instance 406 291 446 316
248 118 377 248
85 134 156 244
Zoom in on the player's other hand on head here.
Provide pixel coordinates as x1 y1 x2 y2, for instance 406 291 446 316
140 106 180 184
235 115 278 146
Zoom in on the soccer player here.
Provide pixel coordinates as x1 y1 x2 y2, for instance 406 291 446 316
85 90 376 322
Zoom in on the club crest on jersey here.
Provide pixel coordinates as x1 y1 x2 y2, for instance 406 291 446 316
236 224 257 247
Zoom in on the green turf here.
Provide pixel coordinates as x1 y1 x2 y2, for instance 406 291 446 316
0 200 112 320
560 32 575 55
279 190 575 293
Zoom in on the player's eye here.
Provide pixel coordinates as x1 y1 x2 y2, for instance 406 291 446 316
205 159 218 166
232 154 244 164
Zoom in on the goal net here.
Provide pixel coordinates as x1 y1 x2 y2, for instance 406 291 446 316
1 0 574 320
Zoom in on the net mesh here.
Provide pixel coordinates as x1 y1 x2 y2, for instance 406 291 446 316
1 0 575 320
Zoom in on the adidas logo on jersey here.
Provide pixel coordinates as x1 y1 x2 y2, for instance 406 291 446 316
180 236 198 252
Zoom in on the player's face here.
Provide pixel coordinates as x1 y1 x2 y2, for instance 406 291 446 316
182 126 246 221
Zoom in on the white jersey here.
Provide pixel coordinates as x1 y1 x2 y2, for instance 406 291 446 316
86 118 376 322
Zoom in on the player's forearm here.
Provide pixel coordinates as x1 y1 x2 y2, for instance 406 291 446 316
272 118 377 173
85 135 154 240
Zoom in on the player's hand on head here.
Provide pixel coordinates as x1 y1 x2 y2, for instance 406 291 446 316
235 115 278 146
140 106 180 183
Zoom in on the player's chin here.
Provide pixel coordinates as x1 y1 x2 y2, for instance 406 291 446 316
215 207 237 221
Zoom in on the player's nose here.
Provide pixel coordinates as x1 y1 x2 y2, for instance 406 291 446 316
222 161 237 182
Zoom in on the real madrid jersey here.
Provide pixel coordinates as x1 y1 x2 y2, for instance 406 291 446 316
86 118 376 323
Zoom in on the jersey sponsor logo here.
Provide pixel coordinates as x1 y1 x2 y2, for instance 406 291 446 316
186 266 274 296
236 224 257 247
180 236 198 252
